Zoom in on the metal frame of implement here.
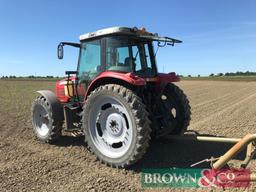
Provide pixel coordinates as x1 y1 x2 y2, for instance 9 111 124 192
164 133 256 182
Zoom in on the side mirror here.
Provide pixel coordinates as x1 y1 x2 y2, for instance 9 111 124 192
57 43 64 59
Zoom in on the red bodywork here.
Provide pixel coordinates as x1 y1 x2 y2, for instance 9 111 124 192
56 76 77 103
144 72 180 92
56 71 179 103
82 71 146 100
157 72 180 83
144 72 180 83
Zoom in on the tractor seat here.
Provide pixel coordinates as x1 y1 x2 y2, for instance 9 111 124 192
124 57 133 67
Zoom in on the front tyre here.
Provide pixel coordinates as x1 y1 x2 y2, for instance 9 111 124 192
31 96 62 143
83 84 151 168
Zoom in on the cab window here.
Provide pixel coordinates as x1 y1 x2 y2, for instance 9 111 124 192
78 40 101 80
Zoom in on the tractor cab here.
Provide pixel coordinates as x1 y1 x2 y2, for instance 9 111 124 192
56 27 182 103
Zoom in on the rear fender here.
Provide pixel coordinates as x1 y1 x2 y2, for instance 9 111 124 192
157 72 180 84
36 90 64 121
152 72 180 93
84 72 146 101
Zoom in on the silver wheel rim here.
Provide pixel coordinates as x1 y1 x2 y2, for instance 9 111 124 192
33 105 50 137
88 95 133 159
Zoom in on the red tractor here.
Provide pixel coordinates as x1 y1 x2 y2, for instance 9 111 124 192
32 27 191 168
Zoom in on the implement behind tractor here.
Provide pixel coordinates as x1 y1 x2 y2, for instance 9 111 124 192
31 26 256 181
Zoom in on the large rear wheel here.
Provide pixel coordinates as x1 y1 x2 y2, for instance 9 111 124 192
82 84 151 168
158 83 191 136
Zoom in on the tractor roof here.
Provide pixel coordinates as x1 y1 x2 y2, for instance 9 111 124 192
79 26 182 44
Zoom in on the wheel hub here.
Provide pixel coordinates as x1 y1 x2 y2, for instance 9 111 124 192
98 107 127 143
33 105 50 137
88 96 133 158
107 114 123 136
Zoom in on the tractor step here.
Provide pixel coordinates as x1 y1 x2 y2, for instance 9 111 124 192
65 129 84 137
63 104 82 131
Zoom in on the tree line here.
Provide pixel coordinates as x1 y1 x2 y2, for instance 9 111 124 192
210 71 256 77
178 71 256 78
1 75 61 79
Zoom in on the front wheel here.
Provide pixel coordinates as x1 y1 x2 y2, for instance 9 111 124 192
82 84 151 168
31 96 62 143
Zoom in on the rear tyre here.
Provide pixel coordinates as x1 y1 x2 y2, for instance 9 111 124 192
31 96 62 143
82 84 151 168
159 83 191 135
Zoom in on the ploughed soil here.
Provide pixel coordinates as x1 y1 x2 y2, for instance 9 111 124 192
0 80 255 191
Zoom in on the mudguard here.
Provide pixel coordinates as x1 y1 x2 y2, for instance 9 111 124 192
83 72 146 100
36 90 64 122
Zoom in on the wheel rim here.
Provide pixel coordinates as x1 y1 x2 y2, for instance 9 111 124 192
88 95 133 159
161 94 178 120
160 93 180 133
33 105 50 137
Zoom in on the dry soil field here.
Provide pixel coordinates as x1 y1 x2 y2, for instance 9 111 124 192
0 80 256 192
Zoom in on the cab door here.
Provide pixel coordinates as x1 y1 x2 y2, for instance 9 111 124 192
77 39 102 101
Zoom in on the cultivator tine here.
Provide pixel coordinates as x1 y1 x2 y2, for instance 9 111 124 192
190 157 219 167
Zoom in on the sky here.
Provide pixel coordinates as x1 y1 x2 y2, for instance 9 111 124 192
0 0 256 77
